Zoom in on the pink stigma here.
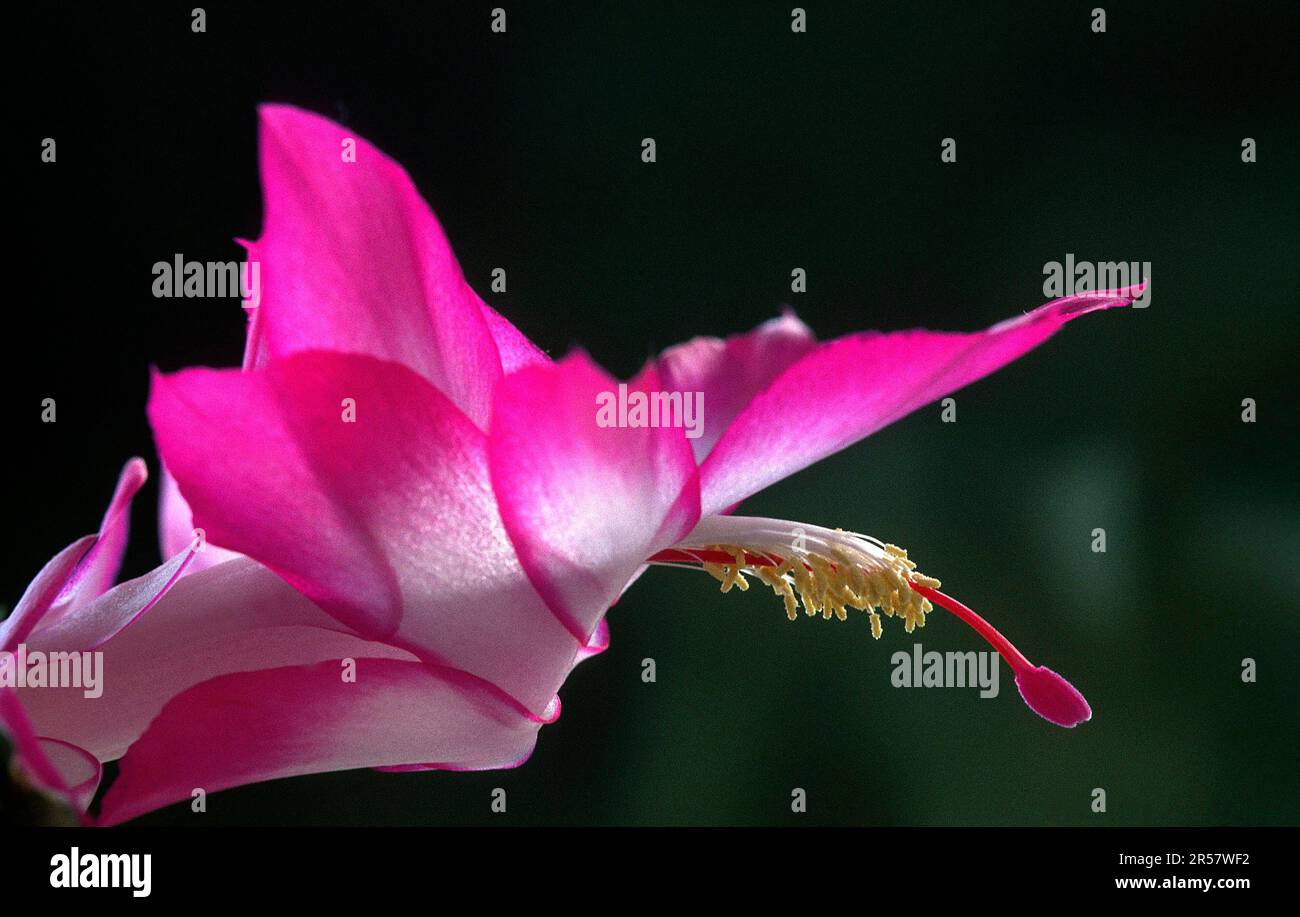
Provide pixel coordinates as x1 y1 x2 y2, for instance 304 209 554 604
909 583 1092 728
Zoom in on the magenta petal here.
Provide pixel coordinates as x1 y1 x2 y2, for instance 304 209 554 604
1014 665 1092 728
576 618 611 662
237 237 270 371
35 737 102 812
652 310 817 462
0 462 154 812
481 302 550 374
254 104 504 428
6 544 204 800
46 458 147 616
157 464 244 574
149 351 581 717
0 691 98 817
15 552 574 822
21 554 602 821
0 536 95 655
1 538 197 811
698 286 1143 516
96 658 544 826
0 538 98 812
31 542 199 654
20 557 413 764
489 353 701 641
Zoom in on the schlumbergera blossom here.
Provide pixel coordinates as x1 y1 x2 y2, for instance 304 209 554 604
1 105 1143 825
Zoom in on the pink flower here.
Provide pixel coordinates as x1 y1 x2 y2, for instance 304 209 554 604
3 106 1139 823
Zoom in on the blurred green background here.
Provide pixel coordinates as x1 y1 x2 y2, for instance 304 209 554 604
8 1 1297 824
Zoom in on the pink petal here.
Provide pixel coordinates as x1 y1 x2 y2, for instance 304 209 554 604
481 302 550 374
0 538 98 812
576 617 611 662
158 464 244 574
5 541 205 808
254 104 503 428
488 353 701 641
699 286 1144 516
237 237 270 371
149 351 581 717
0 536 95 655
46 458 147 614
0 690 94 816
20 557 411 764
651 310 817 462
0 460 159 811
34 737 102 812
97 657 545 826
30 541 199 653
1 541 198 812
19 552 586 822
2 456 151 649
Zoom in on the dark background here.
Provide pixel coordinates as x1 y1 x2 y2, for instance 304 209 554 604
7 1 1297 825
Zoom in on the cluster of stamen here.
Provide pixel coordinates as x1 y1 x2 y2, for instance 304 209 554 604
666 532 941 639
650 516 1094 728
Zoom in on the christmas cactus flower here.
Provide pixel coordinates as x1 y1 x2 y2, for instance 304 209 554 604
3 105 1140 823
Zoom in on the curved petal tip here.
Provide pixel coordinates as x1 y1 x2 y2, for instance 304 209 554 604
1014 665 1092 728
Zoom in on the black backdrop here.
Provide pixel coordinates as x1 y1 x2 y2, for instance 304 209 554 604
7 1 1297 826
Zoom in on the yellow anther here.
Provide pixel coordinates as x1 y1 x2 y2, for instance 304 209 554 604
689 538 939 640
729 550 750 591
